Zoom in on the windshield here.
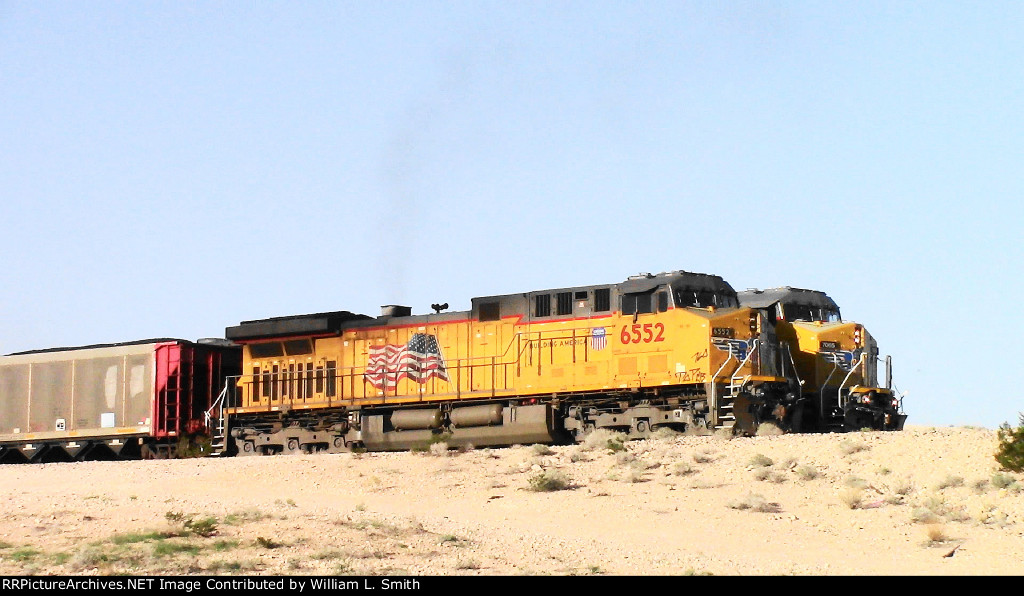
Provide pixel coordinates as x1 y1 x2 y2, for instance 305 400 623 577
673 288 739 309
782 303 841 322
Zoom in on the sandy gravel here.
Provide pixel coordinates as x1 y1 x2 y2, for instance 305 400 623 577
0 425 1021 576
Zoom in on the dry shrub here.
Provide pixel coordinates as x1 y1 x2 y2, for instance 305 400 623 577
683 424 712 437
839 439 869 455
727 493 781 513
844 476 869 489
924 524 950 544
748 453 774 468
614 452 636 466
693 450 716 464
429 442 450 457
713 427 735 441
795 465 819 481
672 461 695 476
755 469 786 483
838 488 864 509
651 426 681 440
581 429 627 453
973 504 1009 527
911 507 941 524
893 479 915 496
527 470 571 492
755 422 783 436
912 494 969 523
935 475 964 490
623 463 646 483
531 444 554 456
569 449 590 463
991 472 1018 490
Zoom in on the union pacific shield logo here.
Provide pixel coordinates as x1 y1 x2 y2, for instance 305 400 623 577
822 350 856 371
712 338 749 361
591 327 607 351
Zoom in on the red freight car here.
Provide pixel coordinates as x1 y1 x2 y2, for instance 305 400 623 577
0 338 240 462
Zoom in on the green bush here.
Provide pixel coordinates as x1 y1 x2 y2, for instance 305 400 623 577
995 414 1024 472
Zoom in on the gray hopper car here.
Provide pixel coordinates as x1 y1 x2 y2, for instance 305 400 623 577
0 339 240 462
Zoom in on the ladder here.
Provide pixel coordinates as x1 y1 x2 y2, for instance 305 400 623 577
712 340 759 431
159 345 194 438
205 383 231 455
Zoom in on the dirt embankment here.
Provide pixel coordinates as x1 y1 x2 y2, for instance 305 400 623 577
0 425 1021 576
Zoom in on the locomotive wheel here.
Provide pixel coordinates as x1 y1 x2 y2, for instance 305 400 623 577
731 393 758 436
789 403 805 433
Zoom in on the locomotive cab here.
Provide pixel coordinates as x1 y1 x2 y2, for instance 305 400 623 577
738 287 905 432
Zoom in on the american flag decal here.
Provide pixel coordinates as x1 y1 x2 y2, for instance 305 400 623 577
363 333 450 390
591 327 607 351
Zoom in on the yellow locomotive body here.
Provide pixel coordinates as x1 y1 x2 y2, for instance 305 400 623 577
224 271 797 454
738 287 906 431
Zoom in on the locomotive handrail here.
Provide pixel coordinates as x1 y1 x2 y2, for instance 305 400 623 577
204 383 230 428
709 347 739 427
730 339 759 387
783 344 802 399
837 353 868 407
232 328 603 408
820 357 841 418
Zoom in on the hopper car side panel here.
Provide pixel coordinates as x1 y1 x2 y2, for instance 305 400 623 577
0 340 240 462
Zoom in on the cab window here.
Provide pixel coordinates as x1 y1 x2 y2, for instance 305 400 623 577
674 288 737 309
622 292 654 315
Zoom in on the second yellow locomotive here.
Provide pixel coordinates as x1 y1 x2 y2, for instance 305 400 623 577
738 287 906 432
223 270 802 454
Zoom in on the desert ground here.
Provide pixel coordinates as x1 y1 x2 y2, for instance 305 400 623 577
0 424 1021 576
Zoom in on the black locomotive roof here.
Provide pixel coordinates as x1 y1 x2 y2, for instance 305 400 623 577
225 311 374 341
737 287 839 310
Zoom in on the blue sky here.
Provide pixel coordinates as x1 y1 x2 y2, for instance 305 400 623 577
2 1 1021 429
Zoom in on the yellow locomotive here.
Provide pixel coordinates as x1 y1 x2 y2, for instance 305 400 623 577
221 270 802 454
737 287 906 432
